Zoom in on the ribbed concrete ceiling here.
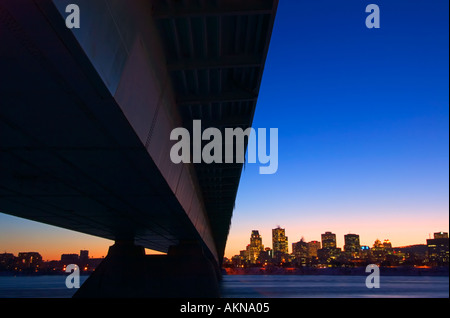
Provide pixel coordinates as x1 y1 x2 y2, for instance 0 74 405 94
151 0 278 258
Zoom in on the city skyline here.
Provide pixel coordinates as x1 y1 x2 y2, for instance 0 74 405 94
2 230 447 265
228 227 448 258
1 216 446 261
226 228 448 268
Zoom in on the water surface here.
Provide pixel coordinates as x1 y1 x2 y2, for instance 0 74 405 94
0 275 447 298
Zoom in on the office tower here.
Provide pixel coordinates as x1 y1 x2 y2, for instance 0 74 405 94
318 231 341 263
272 226 288 255
292 239 308 257
247 230 264 263
250 230 263 249
344 234 361 258
427 232 449 265
80 250 89 259
307 240 321 258
321 231 337 249
292 239 308 264
79 250 89 269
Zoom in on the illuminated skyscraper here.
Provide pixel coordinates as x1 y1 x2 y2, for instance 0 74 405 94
247 230 264 263
272 226 288 256
307 241 321 258
427 232 449 265
321 232 337 249
344 234 361 258
318 231 341 263
292 238 308 264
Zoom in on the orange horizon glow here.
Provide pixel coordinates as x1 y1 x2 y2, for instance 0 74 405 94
2 230 444 262
0 236 166 262
1 202 448 262
1 215 447 262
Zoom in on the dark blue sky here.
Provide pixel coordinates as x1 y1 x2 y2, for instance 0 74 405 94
225 0 449 255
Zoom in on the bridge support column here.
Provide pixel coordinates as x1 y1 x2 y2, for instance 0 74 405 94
73 240 220 298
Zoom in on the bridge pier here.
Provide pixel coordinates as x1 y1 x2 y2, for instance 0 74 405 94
73 240 220 298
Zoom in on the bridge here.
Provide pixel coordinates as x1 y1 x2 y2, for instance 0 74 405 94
0 0 277 297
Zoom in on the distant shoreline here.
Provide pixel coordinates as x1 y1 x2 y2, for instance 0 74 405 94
1 266 448 277
223 266 449 276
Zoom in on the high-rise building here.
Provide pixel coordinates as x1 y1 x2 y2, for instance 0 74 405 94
250 230 263 249
80 250 89 260
318 232 341 263
344 234 361 258
292 239 308 264
79 250 89 269
427 232 449 265
272 226 288 255
307 241 321 258
247 230 264 263
321 232 337 249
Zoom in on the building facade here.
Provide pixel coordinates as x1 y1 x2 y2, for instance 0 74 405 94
292 239 308 264
272 227 288 262
318 231 341 263
427 232 449 265
307 241 321 258
344 234 361 258
321 232 337 249
272 227 288 254
247 230 264 264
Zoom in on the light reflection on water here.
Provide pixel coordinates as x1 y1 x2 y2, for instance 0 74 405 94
219 275 449 298
0 275 447 298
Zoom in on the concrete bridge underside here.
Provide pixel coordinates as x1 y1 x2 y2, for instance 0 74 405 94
0 0 277 296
